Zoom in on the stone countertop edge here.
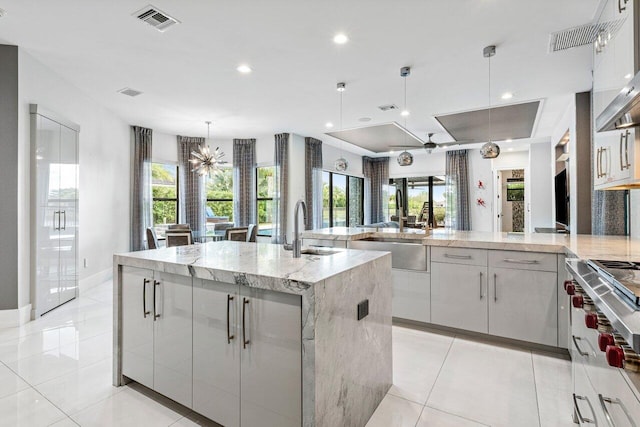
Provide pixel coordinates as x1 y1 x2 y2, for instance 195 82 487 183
113 242 391 295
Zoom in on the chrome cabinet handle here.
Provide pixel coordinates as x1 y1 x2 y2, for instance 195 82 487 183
242 298 250 349
625 130 631 169
574 393 596 424
227 294 235 344
599 394 637 427
618 0 627 13
572 335 589 357
143 278 150 318
153 280 160 320
52 211 58 230
62 211 66 230
444 254 472 260
503 258 540 264
479 272 483 300
620 133 625 171
493 274 498 302
597 148 602 178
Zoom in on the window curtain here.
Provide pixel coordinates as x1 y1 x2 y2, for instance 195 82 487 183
233 139 257 227
592 190 628 235
272 133 289 243
362 156 389 224
177 135 206 235
445 149 471 231
304 137 323 230
131 126 153 251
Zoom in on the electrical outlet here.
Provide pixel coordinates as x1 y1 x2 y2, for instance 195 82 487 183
357 299 369 320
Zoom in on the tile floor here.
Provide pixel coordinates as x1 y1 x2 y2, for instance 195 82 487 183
0 280 573 427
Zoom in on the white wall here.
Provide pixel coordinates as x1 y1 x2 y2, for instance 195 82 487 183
287 134 307 238
468 150 494 232
552 99 578 233
529 141 554 230
323 144 363 176
18 49 131 308
389 151 446 178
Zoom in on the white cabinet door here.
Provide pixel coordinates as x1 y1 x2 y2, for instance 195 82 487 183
122 266 154 389
488 267 557 346
153 272 193 408
193 279 240 427
392 269 430 323
431 263 487 333
240 288 302 427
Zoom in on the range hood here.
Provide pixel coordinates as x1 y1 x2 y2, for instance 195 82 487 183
596 71 640 132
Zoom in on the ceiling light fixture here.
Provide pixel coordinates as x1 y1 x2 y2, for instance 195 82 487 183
236 64 252 74
190 121 225 178
334 82 349 172
625 73 633 79
333 33 349 44
501 92 513 100
480 45 500 160
397 66 414 166
325 122 334 128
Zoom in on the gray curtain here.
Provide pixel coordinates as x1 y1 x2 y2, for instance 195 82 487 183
272 133 289 243
363 156 389 224
445 149 471 231
592 190 628 235
233 139 257 227
131 126 153 251
177 135 206 235
305 137 323 230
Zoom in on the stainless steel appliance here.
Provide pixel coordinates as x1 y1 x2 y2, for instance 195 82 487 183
566 259 640 425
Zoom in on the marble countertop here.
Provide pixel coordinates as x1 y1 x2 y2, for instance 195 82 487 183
303 227 640 261
114 241 390 294
302 226 429 241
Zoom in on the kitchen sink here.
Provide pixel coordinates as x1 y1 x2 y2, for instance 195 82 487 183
348 239 428 271
301 248 340 256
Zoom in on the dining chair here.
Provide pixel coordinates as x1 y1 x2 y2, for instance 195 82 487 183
168 224 194 243
146 227 159 250
225 227 248 241
246 224 257 242
166 231 192 247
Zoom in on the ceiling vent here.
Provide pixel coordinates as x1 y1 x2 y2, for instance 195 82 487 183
549 19 625 52
132 5 180 32
118 87 143 97
378 104 398 112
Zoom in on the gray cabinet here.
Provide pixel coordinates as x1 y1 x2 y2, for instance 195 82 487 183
193 279 302 427
31 106 79 316
121 267 193 409
431 262 488 333
391 269 430 323
488 267 557 346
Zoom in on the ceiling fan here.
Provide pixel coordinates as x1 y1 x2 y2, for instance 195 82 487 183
391 133 474 154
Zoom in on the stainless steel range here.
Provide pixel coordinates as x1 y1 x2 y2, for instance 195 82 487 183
565 259 640 426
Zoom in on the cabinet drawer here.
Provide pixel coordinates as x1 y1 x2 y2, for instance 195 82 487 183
431 247 487 266
488 250 557 272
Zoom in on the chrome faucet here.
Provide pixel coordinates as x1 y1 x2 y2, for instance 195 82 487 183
396 189 406 232
284 199 308 257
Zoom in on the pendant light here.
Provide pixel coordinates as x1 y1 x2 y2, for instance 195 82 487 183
397 66 414 166
334 82 349 172
481 45 500 159
190 121 226 177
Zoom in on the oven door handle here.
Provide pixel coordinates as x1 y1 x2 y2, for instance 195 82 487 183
599 394 637 427
572 335 589 357
573 393 596 424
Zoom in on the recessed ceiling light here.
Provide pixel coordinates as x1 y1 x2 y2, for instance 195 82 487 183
400 110 410 117
333 33 348 44
236 64 252 74
625 73 633 79
508 148 514 151
336 82 346 92
501 92 513 100
325 122 334 128
505 138 513 143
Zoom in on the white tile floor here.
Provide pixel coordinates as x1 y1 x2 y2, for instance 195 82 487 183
0 280 572 427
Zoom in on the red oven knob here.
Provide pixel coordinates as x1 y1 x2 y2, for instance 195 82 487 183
566 284 576 295
572 295 584 308
606 345 625 368
585 312 598 329
598 333 615 352
563 280 572 290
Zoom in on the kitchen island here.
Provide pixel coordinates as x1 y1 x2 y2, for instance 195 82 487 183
302 227 640 350
112 241 392 427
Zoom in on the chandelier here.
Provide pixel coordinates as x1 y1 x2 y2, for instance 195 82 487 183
190 121 225 177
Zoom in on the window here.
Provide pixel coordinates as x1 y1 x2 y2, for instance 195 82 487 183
152 163 178 237
206 167 233 225
322 171 364 227
256 166 275 236
388 176 446 227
